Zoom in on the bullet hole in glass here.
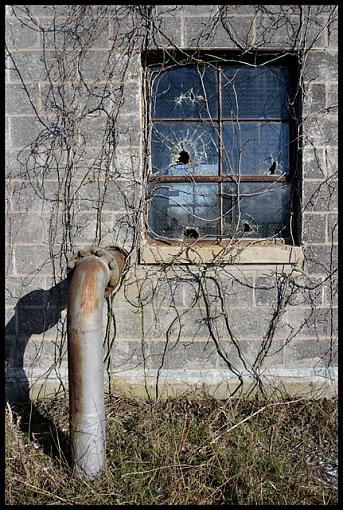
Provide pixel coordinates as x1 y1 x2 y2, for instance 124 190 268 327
184 228 199 239
243 222 251 232
177 151 190 164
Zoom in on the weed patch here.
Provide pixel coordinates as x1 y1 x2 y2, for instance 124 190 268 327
5 393 337 505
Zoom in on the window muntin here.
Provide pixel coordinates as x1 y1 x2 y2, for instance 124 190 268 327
146 58 296 242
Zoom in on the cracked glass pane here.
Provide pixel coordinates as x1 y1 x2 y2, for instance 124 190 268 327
221 65 289 119
150 65 218 119
151 123 218 175
148 183 220 240
223 182 292 238
222 122 289 175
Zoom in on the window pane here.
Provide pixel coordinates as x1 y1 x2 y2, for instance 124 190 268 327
151 123 218 175
221 65 289 119
148 183 220 240
223 182 292 239
222 122 289 175
150 65 218 119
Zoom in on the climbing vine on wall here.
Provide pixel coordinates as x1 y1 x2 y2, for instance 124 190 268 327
5 5 337 400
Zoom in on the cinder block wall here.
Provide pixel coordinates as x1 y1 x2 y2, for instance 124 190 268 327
5 5 337 401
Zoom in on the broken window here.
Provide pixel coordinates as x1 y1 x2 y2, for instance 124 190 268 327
145 54 298 242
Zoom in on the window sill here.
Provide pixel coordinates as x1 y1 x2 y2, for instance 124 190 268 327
139 240 304 269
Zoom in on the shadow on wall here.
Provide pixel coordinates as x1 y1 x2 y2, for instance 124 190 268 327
5 278 69 404
5 278 72 462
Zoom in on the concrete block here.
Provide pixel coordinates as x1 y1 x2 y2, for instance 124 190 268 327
40 82 112 116
302 51 338 82
325 147 337 176
102 213 135 252
5 276 47 307
303 114 337 146
217 337 285 371
156 5 219 16
23 335 68 370
285 337 337 369
81 113 140 147
147 16 182 48
282 307 337 339
110 339 146 371
184 15 255 48
184 274 254 308
6 18 40 49
302 147 326 179
114 305 152 340
327 82 338 111
5 246 14 276
217 306 281 340
255 15 302 48
148 339 219 370
13 244 53 275
9 179 60 214
6 50 63 83
9 116 44 149
21 5 70 16
112 147 140 179
5 307 16 338
5 83 39 115
41 16 109 49
7 213 47 243
120 82 140 114
304 244 338 274
256 274 323 308
77 178 136 212
327 213 337 244
16 305 60 339
302 82 326 117
303 179 337 212
302 213 326 244
322 273 338 307
327 15 338 49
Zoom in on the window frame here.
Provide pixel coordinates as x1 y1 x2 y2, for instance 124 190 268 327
142 50 301 248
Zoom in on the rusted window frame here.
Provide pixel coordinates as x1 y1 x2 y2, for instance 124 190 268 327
143 50 300 245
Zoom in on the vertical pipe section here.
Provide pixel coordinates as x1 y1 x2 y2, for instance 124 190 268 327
67 255 110 478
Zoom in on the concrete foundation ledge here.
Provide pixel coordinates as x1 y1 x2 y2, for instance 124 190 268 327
5 367 338 403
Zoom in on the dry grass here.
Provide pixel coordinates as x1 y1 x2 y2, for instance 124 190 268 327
5 391 337 505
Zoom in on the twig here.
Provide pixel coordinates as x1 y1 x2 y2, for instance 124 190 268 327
210 397 306 445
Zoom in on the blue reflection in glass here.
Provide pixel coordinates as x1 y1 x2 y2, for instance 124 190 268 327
221 65 289 119
222 122 289 175
150 65 218 119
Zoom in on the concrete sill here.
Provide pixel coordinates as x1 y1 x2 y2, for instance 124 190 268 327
139 241 304 268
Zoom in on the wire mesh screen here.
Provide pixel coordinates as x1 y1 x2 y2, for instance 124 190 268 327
147 61 293 242
223 182 292 239
221 66 289 119
222 122 289 175
148 183 221 240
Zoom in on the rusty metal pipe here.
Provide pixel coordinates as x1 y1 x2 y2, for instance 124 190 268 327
67 247 126 478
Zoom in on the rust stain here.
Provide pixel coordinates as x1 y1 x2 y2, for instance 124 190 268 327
68 327 84 428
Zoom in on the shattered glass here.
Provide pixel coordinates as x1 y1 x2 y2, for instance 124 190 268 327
221 65 289 119
148 61 293 241
150 65 217 119
222 122 289 175
148 183 220 239
151 123 218 175
223 182 292 238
